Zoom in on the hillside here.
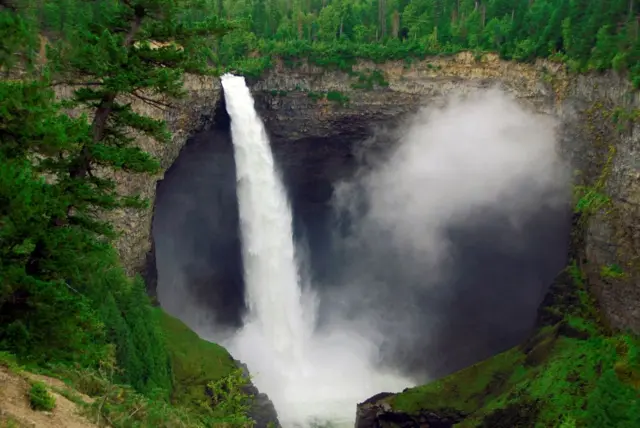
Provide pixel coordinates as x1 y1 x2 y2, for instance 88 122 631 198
1 0 640 427
0 313 250 428
0 0 256 426
0 362 97 428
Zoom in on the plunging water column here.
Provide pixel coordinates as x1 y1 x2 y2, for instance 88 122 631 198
221 74 410 427
220 74 312 363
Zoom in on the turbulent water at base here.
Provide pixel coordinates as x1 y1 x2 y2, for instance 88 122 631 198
220 74 412 427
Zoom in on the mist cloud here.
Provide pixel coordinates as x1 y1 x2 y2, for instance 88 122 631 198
326 88 570 379
153 86 572 426
336 88 566 266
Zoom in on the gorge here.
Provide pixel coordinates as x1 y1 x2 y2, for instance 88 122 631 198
142 54 639 426
3 1 640 427
28 53 638 426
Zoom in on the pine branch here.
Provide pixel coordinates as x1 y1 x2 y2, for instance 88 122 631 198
81 11 146 179
51 81 104 87
130 90 174 111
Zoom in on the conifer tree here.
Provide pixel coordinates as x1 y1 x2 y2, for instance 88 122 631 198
24 0 229 274
0 0 229 390
0 2 38 72
0 75 105 367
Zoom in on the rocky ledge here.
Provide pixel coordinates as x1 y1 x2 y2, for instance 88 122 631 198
234 359 280 428
250 54 640 336
356 392 466 428
87 52 638 336
67 51 639 427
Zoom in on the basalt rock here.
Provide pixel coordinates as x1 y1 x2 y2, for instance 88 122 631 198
51 51 638 428
234 359 281 428
355 392 466 428
150 53 640 331
351 186 623 426
60 52 635 333
248 55 639 335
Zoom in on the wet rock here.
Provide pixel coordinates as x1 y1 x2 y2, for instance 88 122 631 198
234 359 281 428
75 52 637 335
355 394 466 428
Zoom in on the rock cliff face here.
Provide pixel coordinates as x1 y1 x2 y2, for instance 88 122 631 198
102 51 639 427
59 74 222 280
557 73 640 333
121 52 638 334
350 211 622 427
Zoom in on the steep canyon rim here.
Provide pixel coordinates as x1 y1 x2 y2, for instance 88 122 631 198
131 54 640 337
153 79 572 426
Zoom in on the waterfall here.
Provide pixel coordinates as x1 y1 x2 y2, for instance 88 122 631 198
221 73 312 362
221 74 411 427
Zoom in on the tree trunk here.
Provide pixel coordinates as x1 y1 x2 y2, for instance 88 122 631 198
378 0 386 40
482 3 486 27
25 7 144 277
73 12 142 181
391 10 399 38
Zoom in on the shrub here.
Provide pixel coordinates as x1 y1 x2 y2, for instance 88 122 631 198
29 381 56 411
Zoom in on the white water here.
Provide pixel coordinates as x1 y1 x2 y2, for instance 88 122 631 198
221 73 313 366
221 74 412 427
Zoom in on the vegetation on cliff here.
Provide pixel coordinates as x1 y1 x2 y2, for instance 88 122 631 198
212 0 640 86
0 1 250 426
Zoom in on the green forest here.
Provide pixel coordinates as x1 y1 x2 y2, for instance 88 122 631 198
0 0 639 427
214 0 640 84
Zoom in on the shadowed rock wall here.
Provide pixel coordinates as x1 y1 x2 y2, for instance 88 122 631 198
97 52 638 337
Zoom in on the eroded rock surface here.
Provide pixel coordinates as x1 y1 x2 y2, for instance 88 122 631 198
234 359 281 428
356 392 466 428
253 55 639 334
65 51 639 428
95 52 638 335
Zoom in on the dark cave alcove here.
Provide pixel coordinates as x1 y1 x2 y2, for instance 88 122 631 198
152 95 246 330
149 92 572 382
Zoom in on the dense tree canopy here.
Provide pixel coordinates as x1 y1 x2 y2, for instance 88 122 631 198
213 0 640 85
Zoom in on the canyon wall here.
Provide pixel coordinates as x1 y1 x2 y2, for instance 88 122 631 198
252 53 640 333
108 52 639 332
58 74 223 290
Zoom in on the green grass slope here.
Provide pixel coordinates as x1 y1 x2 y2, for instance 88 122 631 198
158 310 238 409
383 262 640 428
1 310 251 428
